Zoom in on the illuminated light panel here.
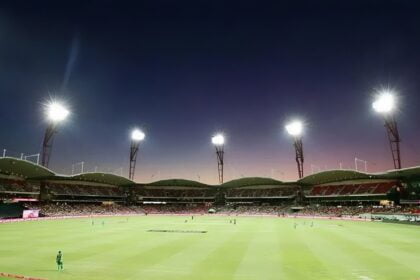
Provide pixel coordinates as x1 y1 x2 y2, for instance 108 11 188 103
131 129 145 141
211 134 225 146
46 101 70 123
285 120 303 137
372 91 396 114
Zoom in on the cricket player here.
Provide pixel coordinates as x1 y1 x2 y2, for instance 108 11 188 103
56 251 64 271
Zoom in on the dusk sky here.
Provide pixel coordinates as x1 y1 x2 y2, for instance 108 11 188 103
1 1 420 184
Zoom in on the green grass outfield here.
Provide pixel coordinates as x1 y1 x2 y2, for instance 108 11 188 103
0 216 419 280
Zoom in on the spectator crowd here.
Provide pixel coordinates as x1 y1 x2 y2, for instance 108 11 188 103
20 202 419 218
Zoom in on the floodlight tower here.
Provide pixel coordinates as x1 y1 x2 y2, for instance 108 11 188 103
285 120 304 179
212 134 225 184
129 128 145 181
372 90 401 169
41 101 70 168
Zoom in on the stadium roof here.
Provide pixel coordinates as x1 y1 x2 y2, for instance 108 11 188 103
71 173 134 186
145 179 209 188
299 166 420 185
221 177 285 188
381 166 420 180
2 157 420 187
0 158 134 186
298 170 377 185
0 157 55 179
46 173 135 186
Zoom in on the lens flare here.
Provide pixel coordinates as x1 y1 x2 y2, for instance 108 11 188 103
211 134 225 146
131 129 145 141
372 91 396 114
46 101 70 123
285 120 303 137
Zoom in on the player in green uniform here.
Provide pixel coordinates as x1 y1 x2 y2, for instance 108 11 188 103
56 251 64 271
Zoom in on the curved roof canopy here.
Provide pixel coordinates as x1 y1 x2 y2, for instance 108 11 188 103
298 170 376 185
2 157 420 187
145 179 209 188
0 158 134 186
381 166 420 180
39 173 134 186
299 167 420 185
222 177 285 188
0 157 55 179
70 173 134 186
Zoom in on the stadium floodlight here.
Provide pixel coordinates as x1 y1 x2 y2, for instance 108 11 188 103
211 134 225 146
212 133 225 184
285 120 304 179
41 100 70 168
131 129 145 142
372 91 396 114
46 101 70 123
372 89 401 169
285 120 303 137
129 128 145 181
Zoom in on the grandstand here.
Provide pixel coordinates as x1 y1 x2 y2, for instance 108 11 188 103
300 170 399 202
1 158 420 280
1 157 420 218
222 177 297 203
133 179 215 203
